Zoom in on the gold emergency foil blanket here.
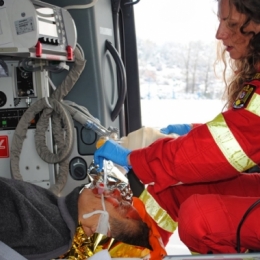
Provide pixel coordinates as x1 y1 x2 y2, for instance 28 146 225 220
109 243 150 258
58 224 150 259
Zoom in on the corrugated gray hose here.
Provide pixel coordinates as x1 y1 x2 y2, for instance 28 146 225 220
10 47 86 195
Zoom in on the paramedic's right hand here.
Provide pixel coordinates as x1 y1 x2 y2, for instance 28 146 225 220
94 139 132 171
160 124 191 135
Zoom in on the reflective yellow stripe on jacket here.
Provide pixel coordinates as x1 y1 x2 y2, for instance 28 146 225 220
246 92 260 116
140 189 178 233
207 113 257 172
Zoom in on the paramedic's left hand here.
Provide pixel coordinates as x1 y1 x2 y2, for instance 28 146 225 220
160 124 191 135
94 140 131 171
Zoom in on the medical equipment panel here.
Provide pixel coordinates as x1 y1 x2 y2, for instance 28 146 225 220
0 59 55 189
0 0 77 61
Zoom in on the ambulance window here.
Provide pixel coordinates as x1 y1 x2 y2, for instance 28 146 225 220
134 0 222 255
134 0 224 129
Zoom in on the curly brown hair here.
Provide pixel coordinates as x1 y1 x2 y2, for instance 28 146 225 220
216 0 260 109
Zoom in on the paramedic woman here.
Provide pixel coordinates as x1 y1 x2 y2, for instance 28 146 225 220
94 0 260 254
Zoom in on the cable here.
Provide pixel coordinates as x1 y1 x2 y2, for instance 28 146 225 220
124 0 140 6
10 25 111 195
63 100 101 124
63 0 98 10
76 43 85 60
236 198 260 253
48 77 57 91
62 102 111 136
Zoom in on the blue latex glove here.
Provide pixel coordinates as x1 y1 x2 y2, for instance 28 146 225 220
94 139 131 171
160 124 191 135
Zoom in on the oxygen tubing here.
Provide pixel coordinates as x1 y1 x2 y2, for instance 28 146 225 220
10 47 86 195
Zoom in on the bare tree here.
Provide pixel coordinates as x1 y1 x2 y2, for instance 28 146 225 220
183 42 191 93
190 42 202 93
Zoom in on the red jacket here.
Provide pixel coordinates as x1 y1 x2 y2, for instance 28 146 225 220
130 76 260 245
131 77 260 193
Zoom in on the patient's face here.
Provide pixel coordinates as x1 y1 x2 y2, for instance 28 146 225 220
78 187 141 237
94 187 141 220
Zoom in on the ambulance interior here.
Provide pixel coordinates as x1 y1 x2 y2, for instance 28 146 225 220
0 0 260 259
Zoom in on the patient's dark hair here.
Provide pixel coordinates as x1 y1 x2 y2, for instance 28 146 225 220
110 217 152 249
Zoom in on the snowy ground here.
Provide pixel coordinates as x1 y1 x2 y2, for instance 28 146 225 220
141 99 225 255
